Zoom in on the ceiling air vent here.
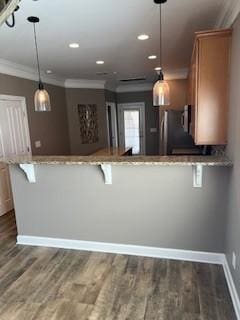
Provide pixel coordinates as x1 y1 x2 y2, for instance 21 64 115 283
120 77 146 82
96 72 109 76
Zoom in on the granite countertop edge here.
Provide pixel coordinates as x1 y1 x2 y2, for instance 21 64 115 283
0 155 233 167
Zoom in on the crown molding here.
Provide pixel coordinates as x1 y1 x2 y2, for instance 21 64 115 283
116 68 188 93
65 79 106 89
105 82 117 92
165 68 188 80
0 59 188 92
216 0 240 28
117 83 153 93
0 58 65 87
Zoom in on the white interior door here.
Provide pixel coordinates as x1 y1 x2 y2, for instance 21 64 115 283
118 103 146 155
0 95 31 216
106 102 118 148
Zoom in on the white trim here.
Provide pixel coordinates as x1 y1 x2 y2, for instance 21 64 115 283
17 235 225 265
65 79 106 89
0 58 188 91
0 94 27 102
117 83 153 93
19 164 36 183
105 83 117 92
223 256 240 320
15 235 240 319
216 0 240 28
165 68 188 80
118 102 146 155
0 59 65 87
0 95 32 156
117 69 188 93
193 165 203 188
100 164 112 185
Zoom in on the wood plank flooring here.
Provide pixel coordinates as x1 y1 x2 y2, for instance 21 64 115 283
0 210 17 240
0 211 237 320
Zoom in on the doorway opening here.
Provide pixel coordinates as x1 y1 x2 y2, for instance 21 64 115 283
118 102 146 155
106 102 118 149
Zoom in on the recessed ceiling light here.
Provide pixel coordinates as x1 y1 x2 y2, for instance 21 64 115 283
96 60 104 65
69 43 79 48
155 67 161 71
46 70 52 74
138 34 149 40
148 55 157 60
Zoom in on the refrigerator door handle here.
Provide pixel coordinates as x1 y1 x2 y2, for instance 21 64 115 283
160 119 165 140
181 112 185 129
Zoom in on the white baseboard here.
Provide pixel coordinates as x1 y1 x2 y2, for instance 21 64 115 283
17 235 224 264
17 235 240 319
223 256 240 320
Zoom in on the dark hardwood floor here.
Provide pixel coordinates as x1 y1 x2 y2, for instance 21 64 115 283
0 211 237 319
0 210 17 240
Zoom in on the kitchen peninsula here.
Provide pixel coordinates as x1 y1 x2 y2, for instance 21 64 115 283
0 154 232 257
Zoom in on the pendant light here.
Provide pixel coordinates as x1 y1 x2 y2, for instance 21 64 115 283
27 16 51 112
153 0 170 107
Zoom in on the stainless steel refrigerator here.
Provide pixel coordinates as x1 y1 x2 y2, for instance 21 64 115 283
159 108 198 156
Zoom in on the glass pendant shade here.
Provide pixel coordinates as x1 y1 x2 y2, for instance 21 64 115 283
28 16 52 112
34 85 51 112
153 78 170 106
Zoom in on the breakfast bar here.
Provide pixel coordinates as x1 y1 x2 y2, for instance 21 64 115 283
1 154 231 256
1 154 232 186
1 156 233 255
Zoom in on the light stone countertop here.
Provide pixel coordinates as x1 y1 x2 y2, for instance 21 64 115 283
0 155 233 166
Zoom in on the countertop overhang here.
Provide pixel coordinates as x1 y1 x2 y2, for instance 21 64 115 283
0 155 233 166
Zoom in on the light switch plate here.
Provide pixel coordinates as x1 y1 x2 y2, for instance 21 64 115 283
35 141 41 148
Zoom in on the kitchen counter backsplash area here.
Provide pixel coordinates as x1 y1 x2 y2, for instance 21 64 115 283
211 145 227 157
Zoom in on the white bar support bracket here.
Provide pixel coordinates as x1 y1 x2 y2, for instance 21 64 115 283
100 164 112 185
193 165 203 188
19 164 36 183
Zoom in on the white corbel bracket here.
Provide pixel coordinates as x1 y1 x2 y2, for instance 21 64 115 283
193 165 203 188
19 164 36 183
100 164 112 185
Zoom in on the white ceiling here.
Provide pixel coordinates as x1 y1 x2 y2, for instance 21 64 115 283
0 0 234 87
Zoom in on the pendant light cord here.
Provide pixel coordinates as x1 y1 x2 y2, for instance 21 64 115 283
159 4 162 70
33 23 42 85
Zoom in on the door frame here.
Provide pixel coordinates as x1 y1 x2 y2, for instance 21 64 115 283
0 95 32 156
106 102 118 148
117 102 146 155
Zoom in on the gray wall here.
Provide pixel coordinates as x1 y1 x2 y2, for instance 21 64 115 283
10 164 229 253
0 73 70 155
117 91 159 155
65 88 108 155
225 13 240 297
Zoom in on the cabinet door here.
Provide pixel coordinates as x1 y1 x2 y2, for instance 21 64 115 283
195 33 231 145
190 44 198 138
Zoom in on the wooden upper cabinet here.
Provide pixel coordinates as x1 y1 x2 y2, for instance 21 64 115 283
189 29 232 145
